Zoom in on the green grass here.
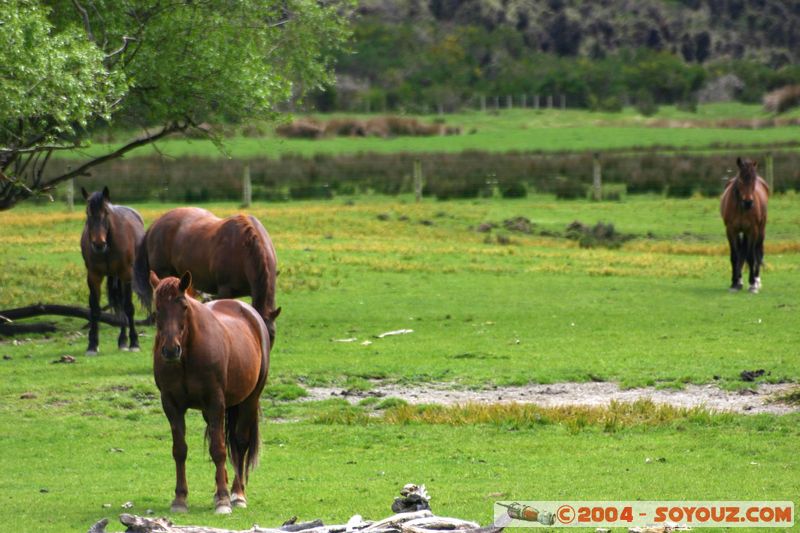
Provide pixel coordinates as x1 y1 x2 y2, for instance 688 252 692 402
60 103 800 160
1 194 799 531
3 194 800 388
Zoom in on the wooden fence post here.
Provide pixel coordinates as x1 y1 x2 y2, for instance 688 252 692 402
547 95 553 108
242 164 252 208
560 94 566 110
766 152 774 191
593 153 602 201
413 159 423 203
480 95 486 112
521 94 527 108
65 172 75 211
506 95 513 109
66 177 74 211
534 95 540 109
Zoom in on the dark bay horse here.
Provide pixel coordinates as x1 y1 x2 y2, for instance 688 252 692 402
133 208 280 342
80 187 145 354
150 271 270 514
720 157 769 293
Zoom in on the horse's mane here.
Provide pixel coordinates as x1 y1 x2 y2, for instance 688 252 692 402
233 215 274 313
86 191 107 213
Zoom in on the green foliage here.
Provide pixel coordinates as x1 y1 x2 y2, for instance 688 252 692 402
0 0 354 208
0 1 125 143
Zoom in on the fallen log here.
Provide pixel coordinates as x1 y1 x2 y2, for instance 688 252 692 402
0 322 57 335
0 303 152 336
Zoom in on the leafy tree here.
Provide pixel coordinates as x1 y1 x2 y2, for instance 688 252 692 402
0 0 353 209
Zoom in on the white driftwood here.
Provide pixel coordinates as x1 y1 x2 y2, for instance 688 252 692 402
88 510 498 533
362 511 433 531
402 517 481 533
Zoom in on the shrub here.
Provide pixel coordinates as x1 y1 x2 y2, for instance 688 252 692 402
552 177 586 199
635 90 659 116
499 180 528 198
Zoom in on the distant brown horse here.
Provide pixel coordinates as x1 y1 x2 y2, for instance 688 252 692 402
80 187 145 354
150 271 270 514
720 157 769 293
133 208 280 342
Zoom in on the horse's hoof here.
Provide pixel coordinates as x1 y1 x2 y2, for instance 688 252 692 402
231 495 247 508
749 286 760 294
728 287 742 293
119 346 130 352
170 502 188 513
215 504 232 515
129 346 141 353
85 349 99 356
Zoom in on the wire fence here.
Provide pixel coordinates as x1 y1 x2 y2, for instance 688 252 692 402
48 148 800 206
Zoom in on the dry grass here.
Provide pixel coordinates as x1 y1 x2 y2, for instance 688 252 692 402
311 399 726 432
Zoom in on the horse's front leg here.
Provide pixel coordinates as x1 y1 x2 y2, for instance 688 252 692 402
726 230 743 291
205 401 232 514
86 272 103 354
124 282 140 351
162 398 189 513
750 233 765 293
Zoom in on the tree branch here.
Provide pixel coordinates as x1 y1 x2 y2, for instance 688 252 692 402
0 121 187 210
71 0 96 42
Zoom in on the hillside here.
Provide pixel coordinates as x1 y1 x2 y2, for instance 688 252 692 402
317 0 800 112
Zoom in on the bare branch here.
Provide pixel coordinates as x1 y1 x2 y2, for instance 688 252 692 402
105 36 136 63
71 0 96 42
40 121 188 188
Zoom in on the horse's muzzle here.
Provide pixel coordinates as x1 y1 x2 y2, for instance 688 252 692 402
91 242 108 253
161 345 182 361
742 199 754 210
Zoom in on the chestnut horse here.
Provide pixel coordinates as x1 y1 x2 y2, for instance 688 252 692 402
150 272 270 514
133 208 280 342
720 157 769 293
80 187 145 354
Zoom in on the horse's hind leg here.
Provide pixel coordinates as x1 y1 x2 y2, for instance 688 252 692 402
87 272 102 354
124 282 140 351
230 397 260 508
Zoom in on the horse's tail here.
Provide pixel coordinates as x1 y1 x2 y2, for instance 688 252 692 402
240 215 276 320
107 276 124 318
132 232 152 312
224 403 261 482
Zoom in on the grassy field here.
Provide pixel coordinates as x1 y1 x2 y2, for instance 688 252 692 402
1 194 799 531
60 103 800 160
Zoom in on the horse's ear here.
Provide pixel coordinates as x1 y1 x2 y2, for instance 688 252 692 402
752 160 758 169
736 157 744 170
149 270 161 290
268 307 282 321
81 187 89 200
102 186 110 201
179 271 192 293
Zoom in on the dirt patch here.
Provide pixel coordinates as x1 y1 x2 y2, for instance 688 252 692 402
301 382 798 415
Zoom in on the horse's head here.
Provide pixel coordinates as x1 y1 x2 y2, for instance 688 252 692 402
82 186 112 253
735 157 759 210
150 271 193 363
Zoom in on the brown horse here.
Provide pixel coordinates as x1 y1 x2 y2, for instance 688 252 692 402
720 157 769 293
150 271 270 514
133 207 280 342
80 186 145 354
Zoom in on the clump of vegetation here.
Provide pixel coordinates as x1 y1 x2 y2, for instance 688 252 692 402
552 177 586 199
264 383 309 402
565 220 633 249
381 400 720 433
499 180 528 198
